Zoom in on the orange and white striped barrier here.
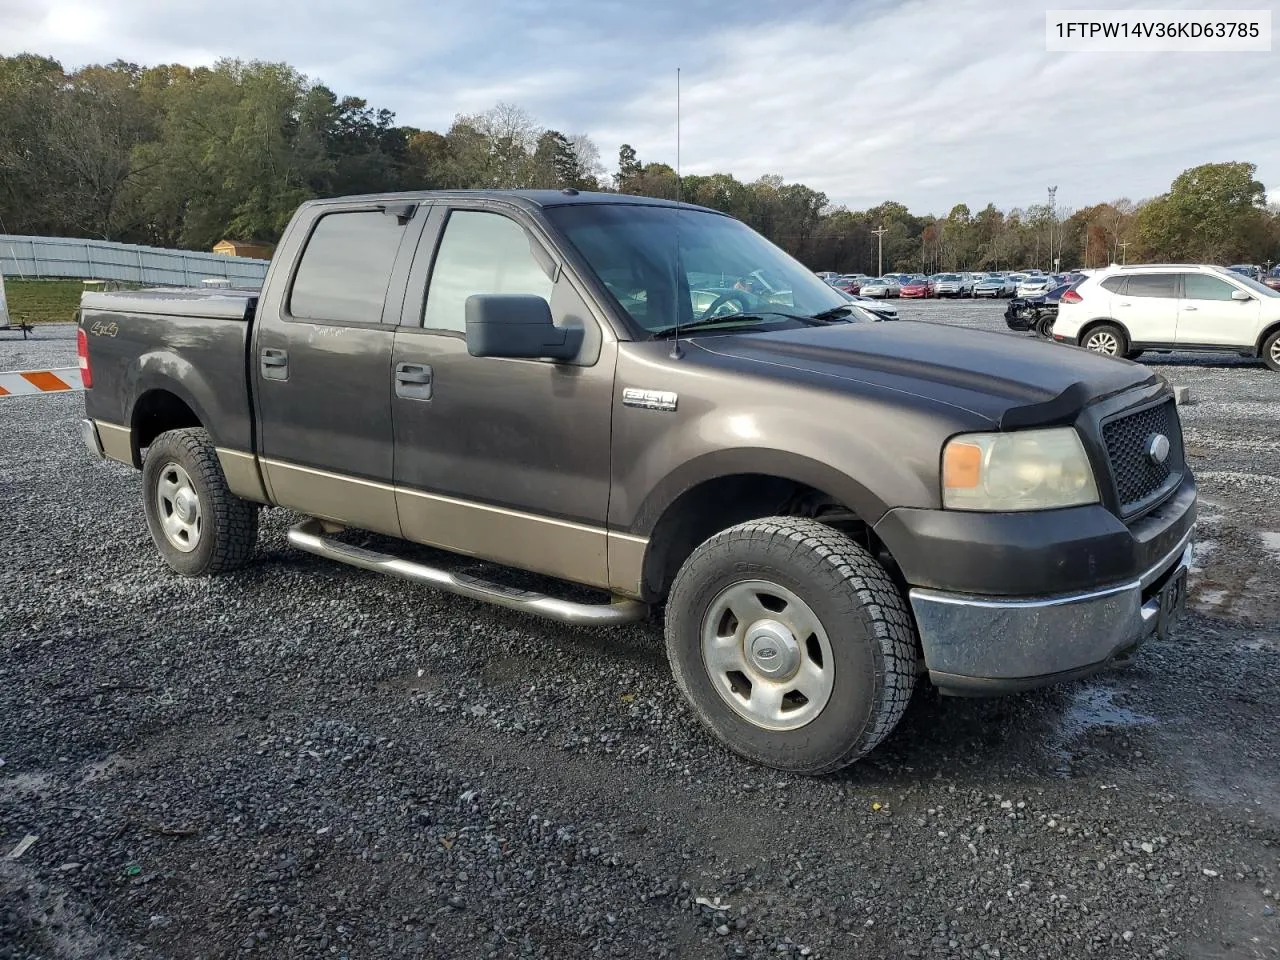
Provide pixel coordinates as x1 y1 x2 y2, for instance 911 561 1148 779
0 367 85 398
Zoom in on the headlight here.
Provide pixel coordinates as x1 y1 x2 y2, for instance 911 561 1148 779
942 427 1099 511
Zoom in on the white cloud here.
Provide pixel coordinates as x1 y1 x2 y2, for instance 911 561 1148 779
2 0 1274 213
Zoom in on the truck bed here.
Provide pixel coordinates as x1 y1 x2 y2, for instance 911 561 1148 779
81 288 258 322
80 287 259 461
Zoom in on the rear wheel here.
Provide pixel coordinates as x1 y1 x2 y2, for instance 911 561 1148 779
1036 314 1055 338
1263 329 1280 372
142 428 259 576
1082 323 1126 357
665 517 917 774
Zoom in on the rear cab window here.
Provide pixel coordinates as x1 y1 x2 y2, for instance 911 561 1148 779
289 210 407 324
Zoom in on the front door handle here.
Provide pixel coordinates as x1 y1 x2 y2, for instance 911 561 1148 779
1182 305 1198 311
395 362 433 400
261 348 288 381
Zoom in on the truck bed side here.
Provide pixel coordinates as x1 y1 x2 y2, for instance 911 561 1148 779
80 289 259 478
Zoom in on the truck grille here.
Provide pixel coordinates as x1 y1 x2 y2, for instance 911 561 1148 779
1101 399 1184 514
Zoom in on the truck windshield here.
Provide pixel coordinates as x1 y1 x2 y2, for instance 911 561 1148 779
545 204 850 336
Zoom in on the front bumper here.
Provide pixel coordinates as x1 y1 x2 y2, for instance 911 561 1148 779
910 535 1191 695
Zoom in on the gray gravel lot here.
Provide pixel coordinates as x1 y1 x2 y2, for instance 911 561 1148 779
2 307 1277 959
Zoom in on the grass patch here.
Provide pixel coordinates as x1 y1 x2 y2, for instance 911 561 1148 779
3 279 85 325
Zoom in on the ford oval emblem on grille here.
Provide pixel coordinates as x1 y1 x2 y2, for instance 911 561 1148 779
1145 433 1171 465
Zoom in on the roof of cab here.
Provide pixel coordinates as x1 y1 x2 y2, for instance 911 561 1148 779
300 189 723 216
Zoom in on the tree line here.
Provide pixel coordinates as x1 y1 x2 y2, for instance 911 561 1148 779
2 54 1277 274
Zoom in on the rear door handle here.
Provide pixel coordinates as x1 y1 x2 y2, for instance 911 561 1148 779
261 348 288 381
1182 305 1198 311
395 362 433 400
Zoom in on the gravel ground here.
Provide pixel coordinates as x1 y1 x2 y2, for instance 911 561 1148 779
2 310 1277 960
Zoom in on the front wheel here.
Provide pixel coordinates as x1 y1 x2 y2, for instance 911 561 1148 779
142 428 259 576
1263 329 1280 372
664 517 917 774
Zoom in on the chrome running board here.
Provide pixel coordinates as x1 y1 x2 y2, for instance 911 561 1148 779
287 519 648 626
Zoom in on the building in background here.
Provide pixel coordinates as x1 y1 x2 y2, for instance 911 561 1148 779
213 239 274 259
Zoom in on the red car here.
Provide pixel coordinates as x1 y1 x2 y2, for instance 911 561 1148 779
899 277 932 298
1264 274 1280 292
834 279 861 294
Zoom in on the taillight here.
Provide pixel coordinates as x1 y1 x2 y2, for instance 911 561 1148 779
1060 290 1083 304
77 327 92 388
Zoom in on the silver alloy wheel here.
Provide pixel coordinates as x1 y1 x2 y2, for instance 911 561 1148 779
700 579 835 731
1271 337 1280 366
155 462 202 553
1085 330 1120 355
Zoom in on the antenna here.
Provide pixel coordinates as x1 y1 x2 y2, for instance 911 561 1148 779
670 66 684 359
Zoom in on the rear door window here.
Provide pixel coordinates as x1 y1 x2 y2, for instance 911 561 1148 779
1123 274 1177 298
289 211 407 324
1100 277 1127 294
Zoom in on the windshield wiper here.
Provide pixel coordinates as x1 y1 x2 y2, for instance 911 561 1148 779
808 305 858 322
647 311 820 340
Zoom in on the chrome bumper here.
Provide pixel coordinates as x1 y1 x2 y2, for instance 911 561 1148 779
80 418 105 460
909 535 1192 695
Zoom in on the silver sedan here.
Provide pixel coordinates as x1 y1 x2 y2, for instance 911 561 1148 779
858 277 901 298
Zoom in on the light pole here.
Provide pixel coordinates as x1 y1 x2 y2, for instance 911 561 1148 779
1047 185 1057 272
1118 240 1130 265
872 226 887 276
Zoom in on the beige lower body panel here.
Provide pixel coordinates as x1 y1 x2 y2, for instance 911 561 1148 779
260 458 401 538
397 487 613 591
606 532 648 599
94 420 134 466
215 448 271 503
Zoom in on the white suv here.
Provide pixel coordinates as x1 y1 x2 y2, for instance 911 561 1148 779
1052 264 1280 372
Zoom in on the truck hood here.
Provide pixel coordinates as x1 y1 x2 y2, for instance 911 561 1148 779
690 320 1157 428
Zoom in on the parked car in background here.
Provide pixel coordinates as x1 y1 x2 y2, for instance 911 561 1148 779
1227 264 1262 282
932 273 973 298
1005 279 1082 337
833 288 900 320
859 277 901 298
1052 263 1280 370
973 275 1015 298
815 271 841 283
1016 275 1055 298
833 274 870 294
899 276 933 299
1264 269 1280 292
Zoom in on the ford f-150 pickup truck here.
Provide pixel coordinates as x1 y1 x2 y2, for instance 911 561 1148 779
78 189 1196 774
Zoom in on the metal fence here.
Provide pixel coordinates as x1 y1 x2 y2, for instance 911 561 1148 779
0 234 270 288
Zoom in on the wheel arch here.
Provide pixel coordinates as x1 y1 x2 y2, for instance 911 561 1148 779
1256 319 1280 357
128 386 208 468
636 464 893 603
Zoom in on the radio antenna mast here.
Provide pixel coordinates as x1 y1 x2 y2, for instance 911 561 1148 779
670 66 684 359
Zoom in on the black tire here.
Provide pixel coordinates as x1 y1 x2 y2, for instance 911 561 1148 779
1036 314 1055 338
1081 322 1127 357
664 517 917 774
1263 329 1280 373
142 428 258 576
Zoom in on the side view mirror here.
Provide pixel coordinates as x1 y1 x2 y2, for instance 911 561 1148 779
465 294 583 362
1231 289 1252 301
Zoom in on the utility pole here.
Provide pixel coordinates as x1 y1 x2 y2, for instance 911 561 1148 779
1118 240 1130 265
1047 185 1057 272
872 226 888 276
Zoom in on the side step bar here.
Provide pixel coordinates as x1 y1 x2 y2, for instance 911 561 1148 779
287 519 648 626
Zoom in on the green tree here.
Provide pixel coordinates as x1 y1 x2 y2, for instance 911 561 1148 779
1136 162 1267 262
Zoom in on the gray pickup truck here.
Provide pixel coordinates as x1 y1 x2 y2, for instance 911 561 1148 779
78 189 1196 773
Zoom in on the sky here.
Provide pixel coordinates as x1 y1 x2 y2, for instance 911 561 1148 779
2 0 1275 216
